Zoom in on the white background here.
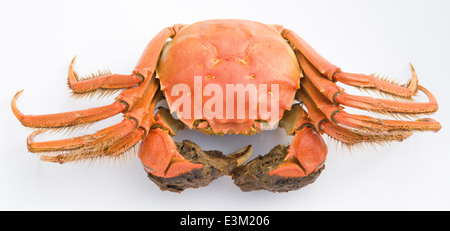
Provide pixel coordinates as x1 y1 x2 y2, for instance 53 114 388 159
1 0 449 211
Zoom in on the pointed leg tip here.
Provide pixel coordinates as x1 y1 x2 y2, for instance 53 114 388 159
26 129 45 152
14 89 24 97
68 57 79 84
11 90 24 121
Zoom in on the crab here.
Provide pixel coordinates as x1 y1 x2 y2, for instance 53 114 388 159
12 19 441 192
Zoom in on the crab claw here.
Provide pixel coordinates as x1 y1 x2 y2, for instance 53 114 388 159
140 127 253 192
227 145 253 167
232 144 325 192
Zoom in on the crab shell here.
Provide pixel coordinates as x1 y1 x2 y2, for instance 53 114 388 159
156 20 302 134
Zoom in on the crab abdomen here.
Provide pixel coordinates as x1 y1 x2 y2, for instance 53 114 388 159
157 19 301 134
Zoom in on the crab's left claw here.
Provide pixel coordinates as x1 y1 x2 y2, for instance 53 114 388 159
139 109 252 192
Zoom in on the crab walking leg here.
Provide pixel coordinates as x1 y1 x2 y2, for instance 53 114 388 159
37 80 162 163
67 26 177 94
36 91 160 163
12 25 178 128
133 26 178 78
124 77 160 130
12 58 159 130
282 29 418 98
299 77 442 132
27 119 136 153
12 90 126 128
68 57 143 94
37 97 159 163
40 128 145 163
296 52 439 114
298 94 412 145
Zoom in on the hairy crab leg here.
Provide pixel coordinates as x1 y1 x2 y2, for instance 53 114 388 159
12 24 178 129
133 26 179 79
123 77 160 131
68 56 143 94
39 128 145 163
27 119 136 153
35 92 160 163
298 94 412 145
299 78 442 132
67 26 178 97
282 29 418 98
12 90 126 128
34 78 161 163
296 52 439 114
16 26 182 163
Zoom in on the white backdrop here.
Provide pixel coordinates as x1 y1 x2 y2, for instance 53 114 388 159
1 0 449 210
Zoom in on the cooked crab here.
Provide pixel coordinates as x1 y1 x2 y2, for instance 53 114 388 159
12 19 441 192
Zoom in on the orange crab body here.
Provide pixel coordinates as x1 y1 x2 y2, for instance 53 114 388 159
12 19 441 192
157 20 301 134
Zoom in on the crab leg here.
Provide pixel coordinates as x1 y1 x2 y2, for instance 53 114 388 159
39 128 145 163
296 51 439 114
27 119 136 153
133 26 178 78
299 77 441 132
12 90 126 128
34 95 159 163
67 26 177 95
299 94 412 145
282 29 419 98
12 24 177 128
34 79 161 163
68 57 142 94
123 77 160 131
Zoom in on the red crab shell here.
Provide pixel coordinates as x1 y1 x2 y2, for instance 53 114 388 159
156 20 301 134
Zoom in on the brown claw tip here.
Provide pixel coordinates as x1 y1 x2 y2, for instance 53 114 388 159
11 90 24 121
